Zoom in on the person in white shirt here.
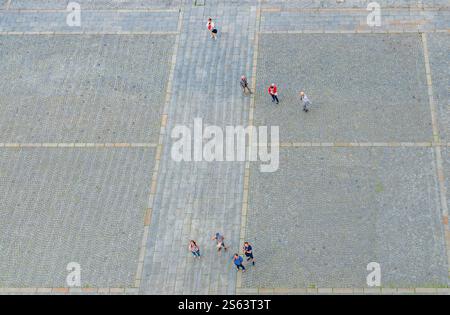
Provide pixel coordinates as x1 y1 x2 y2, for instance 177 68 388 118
300 91 311 112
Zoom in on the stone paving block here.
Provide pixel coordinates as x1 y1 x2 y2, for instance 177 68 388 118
426 33 450 142
254 33 433 142
243 147 448 288
0 147 155 287
0 35 174 143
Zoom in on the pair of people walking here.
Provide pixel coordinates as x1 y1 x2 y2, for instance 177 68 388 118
267 84 312 112
188 232 229 258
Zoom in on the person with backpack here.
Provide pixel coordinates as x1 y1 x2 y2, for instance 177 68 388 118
240 75 252 94
211 232 228 254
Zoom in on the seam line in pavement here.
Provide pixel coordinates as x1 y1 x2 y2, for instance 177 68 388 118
134 8 184 291
259 30 450 34
0 31 179 35
236 2 261 291
278 142 449 147
421 33 449 221
421 32 449 279
2 8 179 13
236 287 450 294
262 7 449 12
0 143 157 148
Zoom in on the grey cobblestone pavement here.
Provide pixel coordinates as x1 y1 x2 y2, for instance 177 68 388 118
254 33 433 143
0 34 174 143
0 11 179 33
0 0 448 293
0 148 155 287
243 147 448 288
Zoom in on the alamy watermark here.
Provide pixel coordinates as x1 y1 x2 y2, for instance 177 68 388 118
171 118 279 173
66 262 81 287
367 2 382 27
66 2 81 27
366 262 381 287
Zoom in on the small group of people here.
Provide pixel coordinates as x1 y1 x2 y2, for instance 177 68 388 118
188 233 255 273
240 77 312 112
207 17 312 112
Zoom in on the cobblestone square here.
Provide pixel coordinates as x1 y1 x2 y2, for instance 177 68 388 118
254 34 433 142
0 0 448 295
0 35 174 143
0 148 155 288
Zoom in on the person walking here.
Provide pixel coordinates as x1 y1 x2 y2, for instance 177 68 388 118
240 75 252 94
206 18 217 40
268 83 279 104
211 232 228 254
189 240 201 259
300 91 311 112
243 241 255 266
232 254 246 272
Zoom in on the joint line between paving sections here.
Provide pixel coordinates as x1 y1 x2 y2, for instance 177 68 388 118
0 31 179 35
4 8 179 13
278 142 449 148
133 8 184 291
0 143 157 148
421 33 449 220
236 287 450 295
421 32 450 280
261 6 449 12
236 2 261 291
259 30 450 34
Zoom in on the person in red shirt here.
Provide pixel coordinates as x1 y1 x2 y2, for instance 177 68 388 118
206 18 217 40
268 83 279 104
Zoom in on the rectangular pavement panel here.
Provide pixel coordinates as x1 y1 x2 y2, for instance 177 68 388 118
0 147 155 288
255 34 433 143
0 35 174 143
243 147 448 288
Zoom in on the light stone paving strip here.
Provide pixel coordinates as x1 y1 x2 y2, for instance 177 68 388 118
139 4 258 295
133 8 184 290
237 1 262 291
0 143 157 148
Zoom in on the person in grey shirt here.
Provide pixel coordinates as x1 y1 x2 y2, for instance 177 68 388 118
300 91 311 112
